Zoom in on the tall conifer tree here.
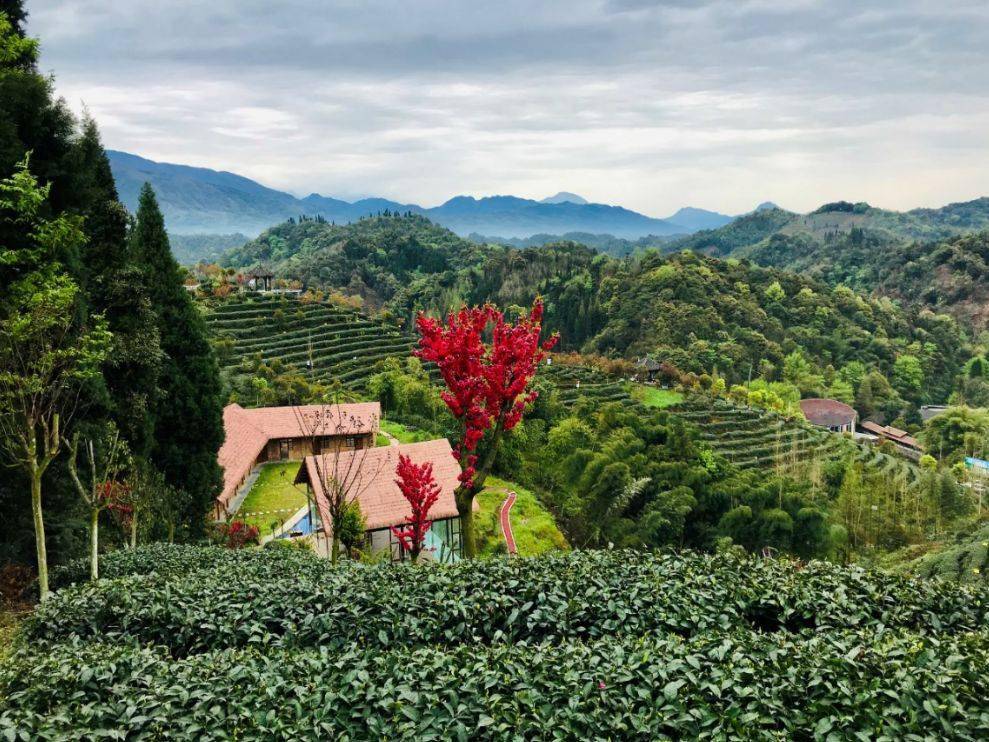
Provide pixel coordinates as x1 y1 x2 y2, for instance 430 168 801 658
72 118 162 457
131 184 224 533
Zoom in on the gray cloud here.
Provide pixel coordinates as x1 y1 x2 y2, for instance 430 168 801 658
25 0 989 214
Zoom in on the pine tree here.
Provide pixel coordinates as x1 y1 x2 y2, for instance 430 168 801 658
131 183 224 534
72 118 162 458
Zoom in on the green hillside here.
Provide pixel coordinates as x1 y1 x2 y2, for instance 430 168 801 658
884 519 989 584
744 229 989 334
205 294 418 394
665 199 989 334
669 197 989 257
215 215 966 406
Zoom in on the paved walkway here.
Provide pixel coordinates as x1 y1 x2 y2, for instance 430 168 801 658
499 491 518 555
226 468 261 515
382 430 400 446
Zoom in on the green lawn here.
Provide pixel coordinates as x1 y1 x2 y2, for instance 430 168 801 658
236 462 307 534
629 384 683 408
376 434 392 447
476 477 569 557
381 420 435 444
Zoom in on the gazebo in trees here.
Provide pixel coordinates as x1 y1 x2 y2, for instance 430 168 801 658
636 357 662 382
246 267 274 292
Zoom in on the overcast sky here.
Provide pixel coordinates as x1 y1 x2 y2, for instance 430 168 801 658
25 0 989 216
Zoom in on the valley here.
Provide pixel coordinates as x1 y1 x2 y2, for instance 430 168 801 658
5 2 989 736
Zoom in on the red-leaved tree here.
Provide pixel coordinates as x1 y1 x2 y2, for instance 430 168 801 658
416 299 556 557
390 454 441 562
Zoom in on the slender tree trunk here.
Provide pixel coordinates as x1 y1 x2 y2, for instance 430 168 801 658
167 520 175 544
90 507 99 581
456 424 503 559
456 488 478 558
30 465 49 602
331 533 341 563
130 510 138 549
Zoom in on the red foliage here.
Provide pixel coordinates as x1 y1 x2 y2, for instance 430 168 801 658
389 454 442 561
98 480 134 527
415 299 557 489
214 520 261 549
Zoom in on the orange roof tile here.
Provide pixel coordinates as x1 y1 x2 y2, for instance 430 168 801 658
216 402 381 508
298 439 475 533
799 398 856 428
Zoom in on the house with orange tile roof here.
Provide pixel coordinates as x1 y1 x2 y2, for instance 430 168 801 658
799 398 857 433
216 402 380 517
294 438 476 562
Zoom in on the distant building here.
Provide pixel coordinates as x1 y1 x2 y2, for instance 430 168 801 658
295 438 476 562
920 405 949 422
860 421 923 457
635 357 662 382
245 268 274 292
216 402 380 517
799 398 857 433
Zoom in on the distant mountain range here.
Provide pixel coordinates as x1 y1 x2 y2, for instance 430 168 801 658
107 150 746 239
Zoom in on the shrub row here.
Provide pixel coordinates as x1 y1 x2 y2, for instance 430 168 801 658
30 548 989 656
49 543 266 590
4 627 989 739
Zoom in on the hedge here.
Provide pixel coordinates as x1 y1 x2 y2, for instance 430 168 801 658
29 548 989 655
3 628 989 739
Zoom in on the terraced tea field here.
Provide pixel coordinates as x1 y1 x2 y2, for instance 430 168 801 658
205 296 418 391
670 397 922 485
542 364 634 407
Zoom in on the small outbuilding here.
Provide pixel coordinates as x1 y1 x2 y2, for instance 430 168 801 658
635 357 662 382
799 398 857 433
860 421 923 455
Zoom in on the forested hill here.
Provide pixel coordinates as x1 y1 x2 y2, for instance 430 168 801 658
665 198 989 333
671 197 989 258
218 213 965 403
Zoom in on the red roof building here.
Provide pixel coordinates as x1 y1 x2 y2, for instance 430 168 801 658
799 398 857 433
295 439 476 561
860 421 923 453
216 402 380 516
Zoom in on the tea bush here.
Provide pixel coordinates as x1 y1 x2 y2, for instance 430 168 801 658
9 545 989 739
29 548 989 655
49 543 288 589
3 628 989 739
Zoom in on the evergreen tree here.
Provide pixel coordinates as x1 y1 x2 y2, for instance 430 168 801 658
72 117 161 457
131 183 224 534
0 4 79 225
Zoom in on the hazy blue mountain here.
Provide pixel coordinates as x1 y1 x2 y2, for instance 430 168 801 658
107 151 688 240
427 194 682 238
664 206 733 232
541 191 588 205
108 150 301 234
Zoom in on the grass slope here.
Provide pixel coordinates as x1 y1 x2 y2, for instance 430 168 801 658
236 462 306 531
630 384 683 408
476 477 569 557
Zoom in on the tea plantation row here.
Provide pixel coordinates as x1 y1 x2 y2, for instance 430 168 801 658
27 547 989 655
206 296 418 390
3 627 988 739
6 545 989 739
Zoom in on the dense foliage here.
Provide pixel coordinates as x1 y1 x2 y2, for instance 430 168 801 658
218 215 966 414
5 546 989 738
0 5 225 576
